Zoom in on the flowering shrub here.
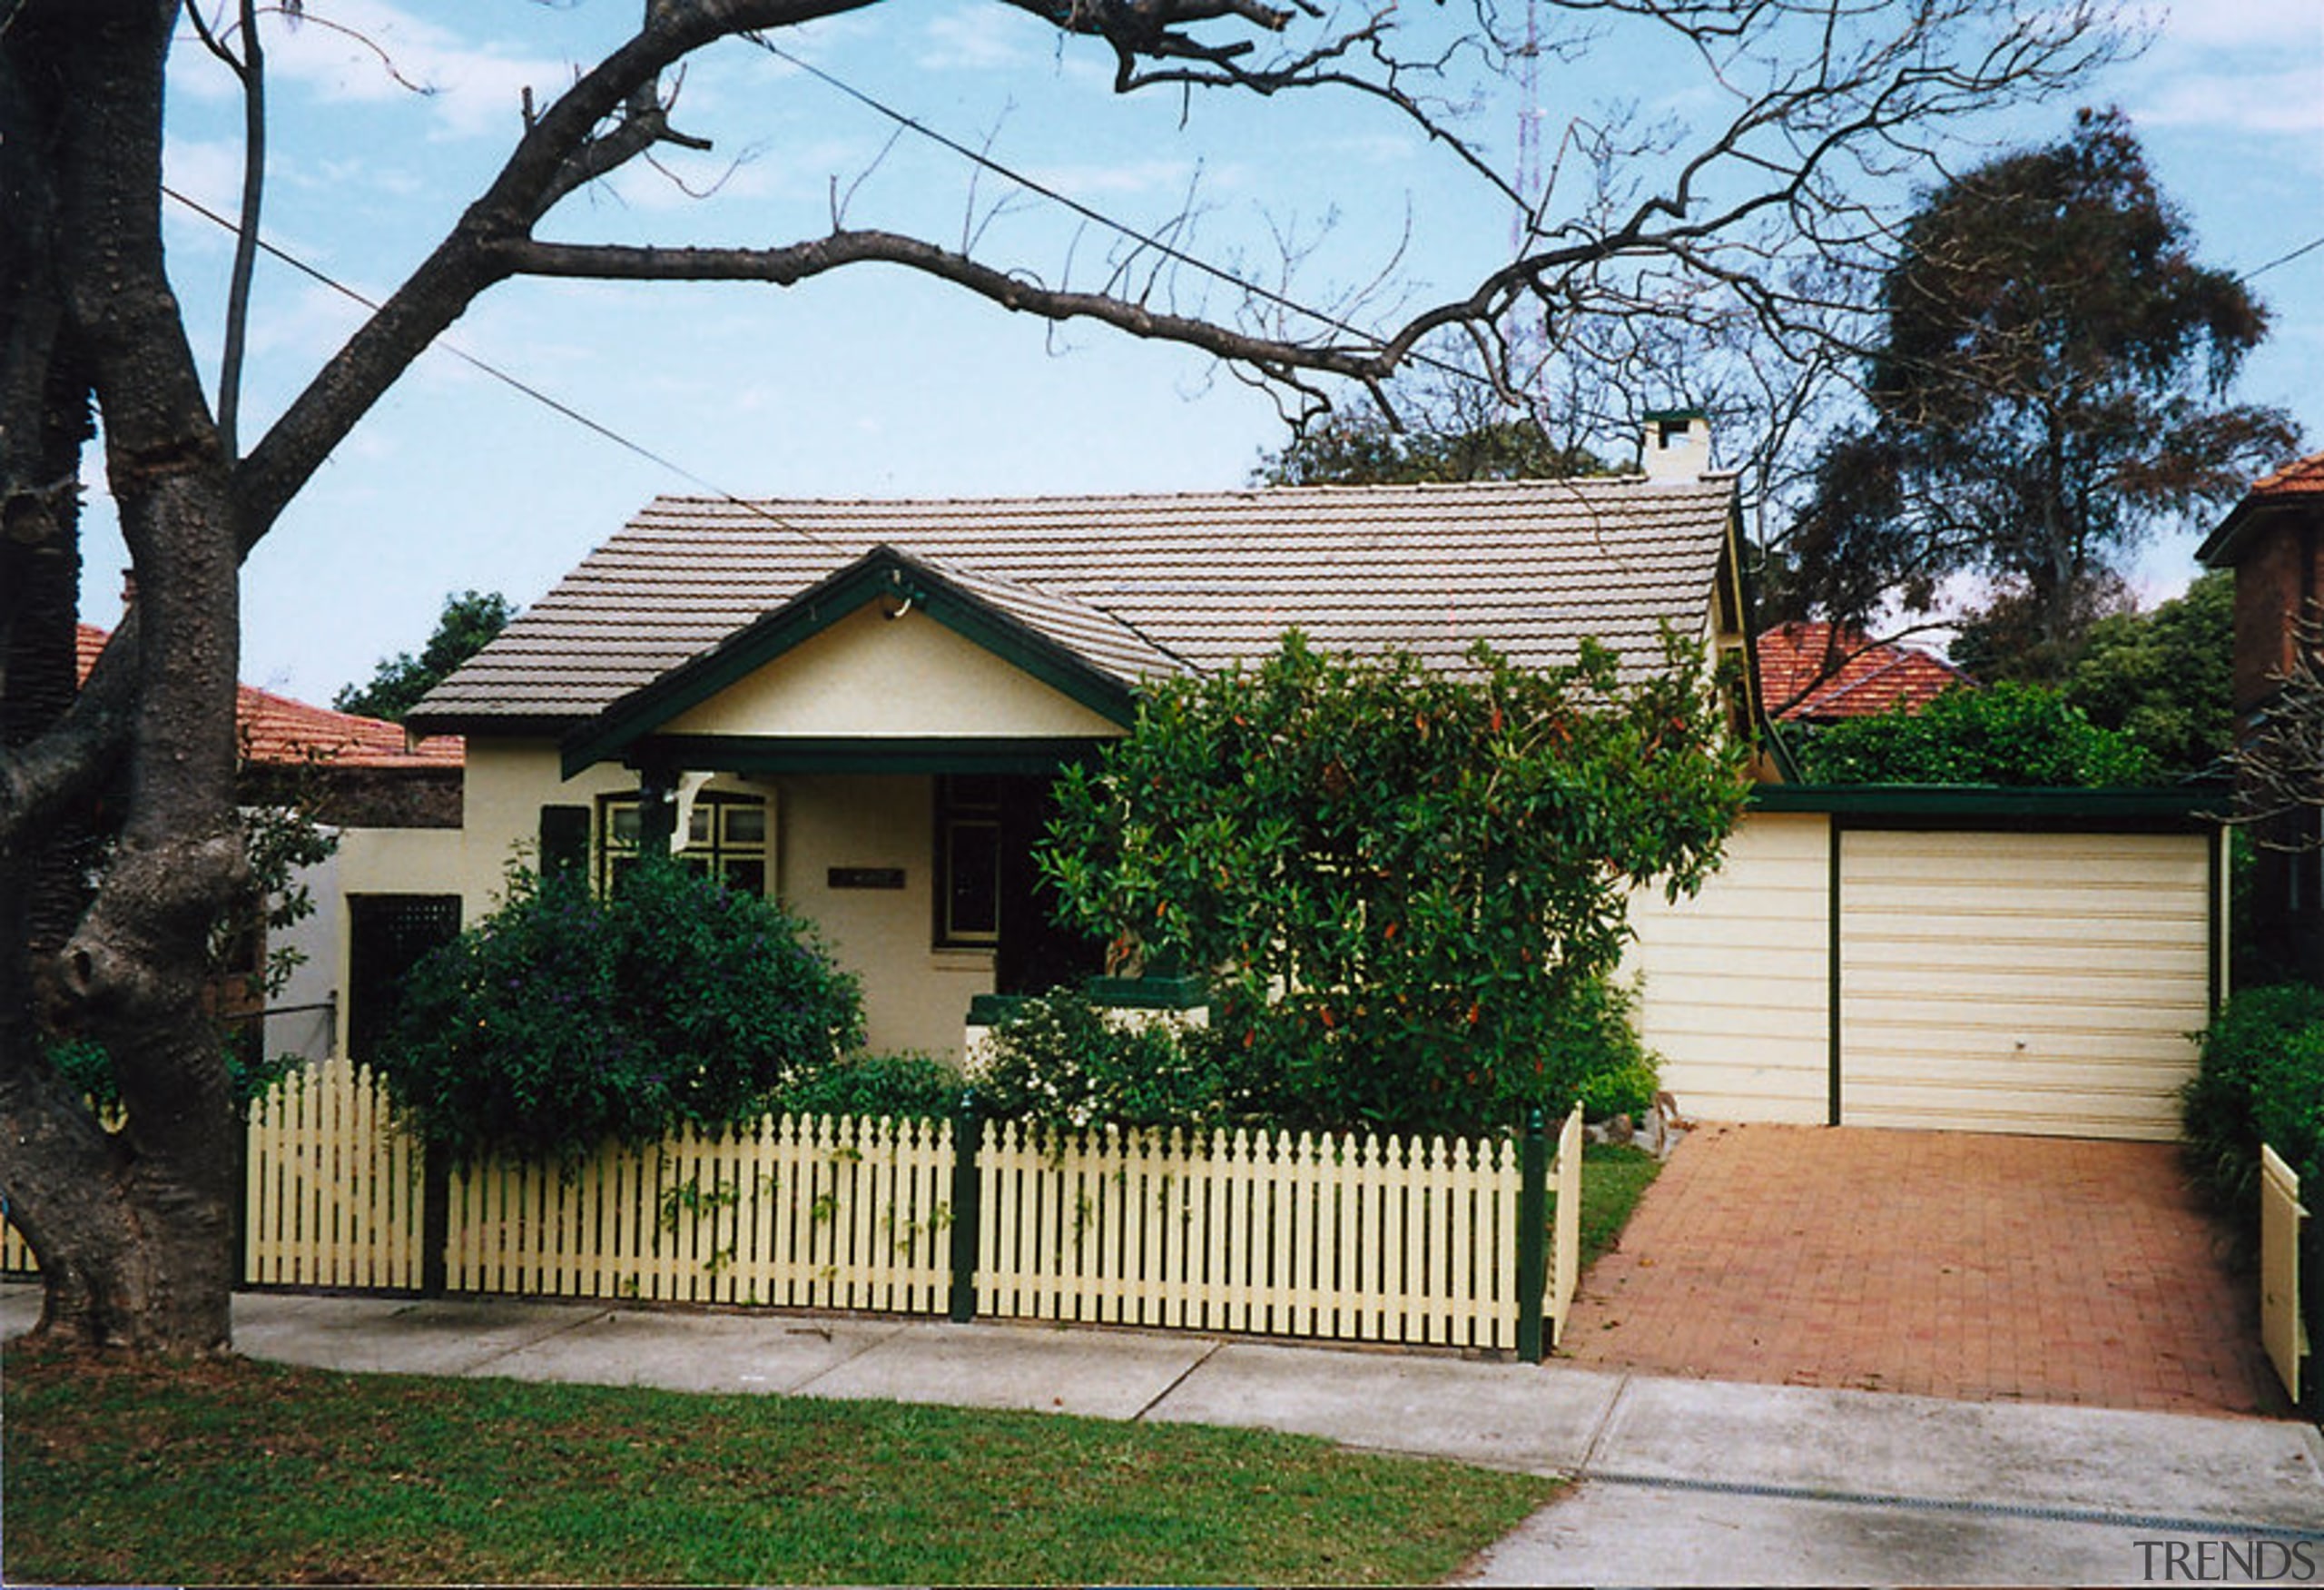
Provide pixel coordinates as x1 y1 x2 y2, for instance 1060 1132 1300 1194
379 859 862 1164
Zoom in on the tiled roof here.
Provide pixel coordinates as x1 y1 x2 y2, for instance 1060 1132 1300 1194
1756 621 1969 722
2197 450 2324 568
2249 452 2324 499
76 625 464 769
419 477 1738 728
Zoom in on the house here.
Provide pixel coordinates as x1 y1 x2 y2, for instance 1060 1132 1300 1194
72 623 463 1062
2197 449 2324 982
1755 619 1970 726
318 413 2222 1143
398 415 1758 1058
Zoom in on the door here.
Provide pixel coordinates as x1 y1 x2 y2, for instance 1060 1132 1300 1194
1837 830 2211 1139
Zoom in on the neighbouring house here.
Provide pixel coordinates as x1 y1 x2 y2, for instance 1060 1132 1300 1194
72 623 463 1063
304 412 2225 1143
2198 449 2324 983
1755 619 1970 726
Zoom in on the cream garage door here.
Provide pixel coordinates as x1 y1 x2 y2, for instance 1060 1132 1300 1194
1838 829 2212 1140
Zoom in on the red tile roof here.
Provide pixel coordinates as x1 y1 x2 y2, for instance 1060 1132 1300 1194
1757 621 1970 723
76 625 463 769
2247 451 2324 500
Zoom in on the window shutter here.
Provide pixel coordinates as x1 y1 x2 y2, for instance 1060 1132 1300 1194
538 805 591 878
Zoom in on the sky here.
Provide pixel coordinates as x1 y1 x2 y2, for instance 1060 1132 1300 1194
77 0 2324 706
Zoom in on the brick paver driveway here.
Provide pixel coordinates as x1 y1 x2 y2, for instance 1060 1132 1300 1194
1562 1122 2286 1417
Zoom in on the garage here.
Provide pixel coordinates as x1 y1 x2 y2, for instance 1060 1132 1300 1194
1631 789 2227 1141
1837 826 2216 1139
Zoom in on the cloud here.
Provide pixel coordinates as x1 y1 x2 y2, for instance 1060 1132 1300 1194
2118 1 2324 141
200 0 582 142
916 11 1042 72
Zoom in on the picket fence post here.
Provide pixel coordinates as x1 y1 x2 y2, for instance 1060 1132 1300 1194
1516 1107 1549 1363
948 1091 982 1324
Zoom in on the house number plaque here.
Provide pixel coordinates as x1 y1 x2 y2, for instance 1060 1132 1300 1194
827 867 906 890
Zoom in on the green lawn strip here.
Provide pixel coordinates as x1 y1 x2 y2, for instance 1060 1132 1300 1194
1576 1141 1662 1268
5 1344 1557 1585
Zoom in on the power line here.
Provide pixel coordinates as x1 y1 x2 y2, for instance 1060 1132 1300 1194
745 33 1482 390
2243 233 2324 281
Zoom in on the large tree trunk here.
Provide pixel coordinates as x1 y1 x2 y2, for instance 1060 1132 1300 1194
1 0 247 1356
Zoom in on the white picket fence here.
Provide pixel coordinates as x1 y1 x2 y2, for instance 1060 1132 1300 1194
5 1061 1585 1353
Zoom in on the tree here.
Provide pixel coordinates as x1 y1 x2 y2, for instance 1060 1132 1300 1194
0 0 2122 1353
332 591 516 725
2061 569 2236 777
1253 360 1610 486
1256 410 1608 487
1039 633 1749 1137
1794 682 2152 787
1785 109 2298 670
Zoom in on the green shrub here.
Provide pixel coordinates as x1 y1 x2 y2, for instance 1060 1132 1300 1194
1795 682 2154 786
2252 1024 2324 1194
2182 983 2324 1210
1042 630 1745 1141
970 975 1657 1141
776 1052 960 1122
974 991 1239 1135
379 859 862 1164
47 1035 297 1115
1551 977 1661 1121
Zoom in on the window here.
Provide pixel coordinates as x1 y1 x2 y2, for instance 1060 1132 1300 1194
599 790 770 894
937 775 1001 945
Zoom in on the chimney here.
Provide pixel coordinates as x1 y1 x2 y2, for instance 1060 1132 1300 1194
1641 409 1712 482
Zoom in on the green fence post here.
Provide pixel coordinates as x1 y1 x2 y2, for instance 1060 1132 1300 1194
949 1091 982 1324
420 1141 450 1299
1517 1107 1549 1364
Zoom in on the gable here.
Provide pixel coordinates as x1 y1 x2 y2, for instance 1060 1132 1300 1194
660 602 1130 742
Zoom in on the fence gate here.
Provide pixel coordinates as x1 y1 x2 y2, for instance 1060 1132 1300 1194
2261 1143 2309 1406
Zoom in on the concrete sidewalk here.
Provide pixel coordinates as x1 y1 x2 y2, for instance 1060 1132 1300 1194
6 1281 2322 1585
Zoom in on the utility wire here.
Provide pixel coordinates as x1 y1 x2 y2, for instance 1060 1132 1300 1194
2242 232 2324 282
162 182 856 554
746 33 1484 390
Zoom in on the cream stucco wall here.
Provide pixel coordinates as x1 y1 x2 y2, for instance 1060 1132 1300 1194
665 605 1124 739
776 774 993 1058
344 742 997 1061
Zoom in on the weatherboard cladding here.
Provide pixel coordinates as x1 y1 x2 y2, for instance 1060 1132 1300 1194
419 478 1736 727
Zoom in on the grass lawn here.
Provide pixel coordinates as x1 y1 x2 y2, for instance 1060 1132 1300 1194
1577 1141 1663 1268
3 1343 1558 1586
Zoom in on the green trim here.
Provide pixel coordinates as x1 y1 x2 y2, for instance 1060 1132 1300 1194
1085 974 1211 1011
1751 784 2228 825
966 993 1032 1028
560 546 1139 777
623 735 1108 776
1827 816 1843 1128
1641 406 1708 423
